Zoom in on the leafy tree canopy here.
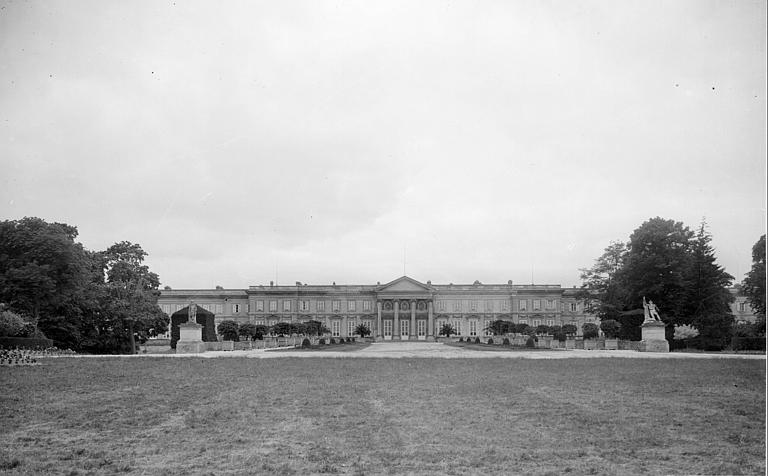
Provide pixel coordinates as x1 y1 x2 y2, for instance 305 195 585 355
741 235 766 318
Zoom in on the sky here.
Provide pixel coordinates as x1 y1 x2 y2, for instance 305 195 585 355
1 0 765 289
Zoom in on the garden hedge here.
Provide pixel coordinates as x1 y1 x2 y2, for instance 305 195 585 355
0 337 54 349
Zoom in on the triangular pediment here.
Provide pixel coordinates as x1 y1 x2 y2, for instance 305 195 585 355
376 276 433 293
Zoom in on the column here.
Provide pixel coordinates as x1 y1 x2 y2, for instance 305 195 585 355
428 301 434 339
410 300 416 341
394 300 400 340
376 301 382 339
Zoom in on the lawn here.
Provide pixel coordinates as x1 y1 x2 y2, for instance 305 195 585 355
0 357 764 475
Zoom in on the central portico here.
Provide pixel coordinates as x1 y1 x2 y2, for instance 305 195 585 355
374 276 435 341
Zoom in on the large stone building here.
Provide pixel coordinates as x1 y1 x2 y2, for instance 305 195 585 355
157 276 599 339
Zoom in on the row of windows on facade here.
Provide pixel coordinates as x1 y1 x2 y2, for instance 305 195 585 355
160 299 583 316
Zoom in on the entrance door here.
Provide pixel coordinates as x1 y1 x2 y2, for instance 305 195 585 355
400 320 409 338
383 320 392 340
417 320 426 340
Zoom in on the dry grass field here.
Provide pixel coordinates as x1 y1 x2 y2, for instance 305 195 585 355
0 357 764 475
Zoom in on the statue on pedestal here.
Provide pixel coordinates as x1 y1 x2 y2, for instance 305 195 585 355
188 302 197 324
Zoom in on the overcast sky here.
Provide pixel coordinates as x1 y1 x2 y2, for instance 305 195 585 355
1 1 765 289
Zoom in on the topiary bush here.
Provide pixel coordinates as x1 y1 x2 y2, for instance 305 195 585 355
318 338 326 345
345 337 351 343
487 338 494 345
329 338 336 344
301 338 311 348
458 337 464 342
474 337 481 344
525 336 537 348
502 337 510 346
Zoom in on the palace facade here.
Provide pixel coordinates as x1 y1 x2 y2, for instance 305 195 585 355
157 276 601 339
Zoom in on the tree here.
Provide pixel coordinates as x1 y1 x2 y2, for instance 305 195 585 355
582 323 599 339
98 241 167 354
562 324 577 336
355 323 371 338
486 320 511 336
580 217 736 346
0 218 91 325
578 241 628 321
271 322 292 336
742 235 766 319
238 323 258 341
599 319 621 339
439 323 456 338
217 320 240 341
535 324 550 336
550 325 566 342
304 320 329 336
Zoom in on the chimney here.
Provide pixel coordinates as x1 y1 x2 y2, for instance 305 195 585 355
270 281 274 287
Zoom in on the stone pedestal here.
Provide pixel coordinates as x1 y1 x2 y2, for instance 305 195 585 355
640 321 669 352
177 322 205 354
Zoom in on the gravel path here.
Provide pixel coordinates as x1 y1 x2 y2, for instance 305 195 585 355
43 341 765 360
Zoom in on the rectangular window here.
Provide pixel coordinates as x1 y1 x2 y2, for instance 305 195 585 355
317 301 325 312
215 304 223 314
348 320 356 336
452 319 462 336
570 302 577 312
519 319 528 326
333 301 341 312
232 304 240 314
255 319 265 326
470 301 478 311
256 300 264 312
454 301 462 311
533 300 541 311
283 300 291 311
738 302 747 312
519 300 527 311
469 320 477 336
417 320 426 337
484 319 492 336
348 301 356 312
331 321 340 337
546 299 555 310
438 300 446 311
269 301 277 312
300 300 310 312
502 300 510 311
546 319 554 326
533 319 541 327
383 320 392 337
363 301 371 312
268 319 278 327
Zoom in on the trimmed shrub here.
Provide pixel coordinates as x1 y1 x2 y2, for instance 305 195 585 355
458 337 464 342
345 337 351 343
329 338 336 344
217 320 240 341
301 338 311 348
487 338 494 345
502 337 510 346
318 338 326 345
337 338 345 344
525 336 537 348
474 337 481 344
